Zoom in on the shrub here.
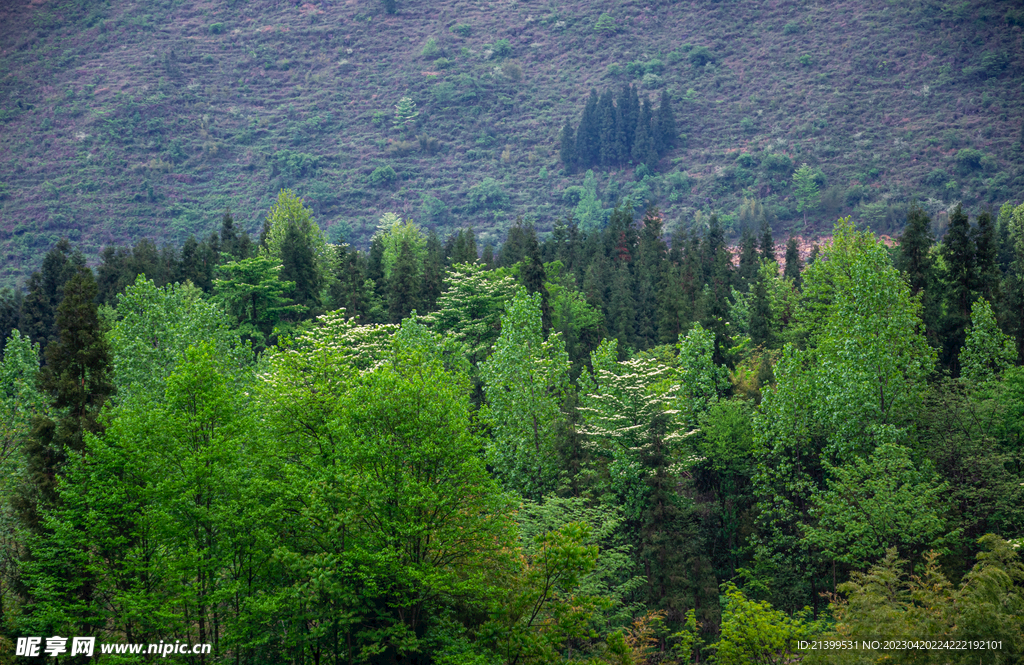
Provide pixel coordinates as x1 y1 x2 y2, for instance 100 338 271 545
370 165 397 187
735 153 757 168
798 54 814 66
381 0 396 14
606 63 623 76
689 46 714 68
762 153 792 172
209 22 225 34
467 178 509 210
740 117 756 133
595 12 618 34
501 61 523 81
434 57 451 69
783 22 801 34
372 110 388 127
421 37 440 59
451 23 471 37
641 73 663 89
955 148 993 173
491 39 513 58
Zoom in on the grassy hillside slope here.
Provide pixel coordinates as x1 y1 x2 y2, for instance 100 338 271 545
0 0 1022 285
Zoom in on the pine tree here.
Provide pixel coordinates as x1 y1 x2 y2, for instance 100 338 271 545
598 89 617 167
759 217 776 263
388 238 421 323
749 271 772 347
974 209 1000 304
612 102 629 166
279 219 323 312
422 229 445 311
18 267 114 529
575 89 601 169
737 224 760 290
631 99 657 168
607 264 636 353
19 239 83 357
898 206 941 345
941 204 977 373
654 88 676 154
783 237 802 286
328 243 368 321
625 84 640 155
559 119 576 170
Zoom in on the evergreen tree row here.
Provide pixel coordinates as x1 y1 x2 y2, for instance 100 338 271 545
559 85 676 172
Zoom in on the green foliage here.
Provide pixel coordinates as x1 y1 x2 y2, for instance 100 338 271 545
960 297 1015 383
450 23 471 37
393 96 419 128
480 289 571 499
713 583 824 664
422 262 516 364
595 13 618 34
421 37 440 59
370 164 398 187
803 442 951 569
792 162 820 225
491 39 513 58
467 177 509 211
814 537 1024 663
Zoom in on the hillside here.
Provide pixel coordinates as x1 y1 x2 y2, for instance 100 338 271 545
0 0 1022 285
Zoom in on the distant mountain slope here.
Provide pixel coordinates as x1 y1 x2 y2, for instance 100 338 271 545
0 0 1021 285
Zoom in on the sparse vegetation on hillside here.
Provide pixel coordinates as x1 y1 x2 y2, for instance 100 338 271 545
0 0 1022 284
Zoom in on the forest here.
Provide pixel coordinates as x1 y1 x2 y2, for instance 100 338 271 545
0 191 1023 663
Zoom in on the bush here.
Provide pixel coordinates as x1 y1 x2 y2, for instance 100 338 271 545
783 22 801 34
421 37 440 59
434 57 452 69
798 54 814 66
467 178 509 210
501 61 523 81
955 148 993 173
606 63 623 77
370 165 397 187
762 153 792 172
491 39 513 58
735 153 757 168
595 12 618 34
209 22 225 34
451 23 471 37
740 117 756 133
641 73 663 89
689 46 715 68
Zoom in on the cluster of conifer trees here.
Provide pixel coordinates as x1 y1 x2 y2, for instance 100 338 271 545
559 86 677 172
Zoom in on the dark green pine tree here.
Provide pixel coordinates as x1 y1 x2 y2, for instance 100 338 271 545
17 267 114 531
737 224 760 290
575 89 601 169
973 209 1000 304
759 217 776 263
559 119 577 171
631 99 657 168
219 210 253 261
583 254 611 313
19 239 83 357
0 287 23 343
598 90 617 167
179 235 212 291
499 219 540 268
612 102 629 166
783 237 803 287
328 243 367 321
749 270 773 348
130 238 172 286
940 204 977 373
422 229 445 311
635 208 667 348
279 220 323 314
95 246 132 306
388 238 421 323
481 244 495 269
656 261 689 345
607 263 637 355
624 84 641 155
654 88 677 154
699 215 733 361
898 206 941 346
